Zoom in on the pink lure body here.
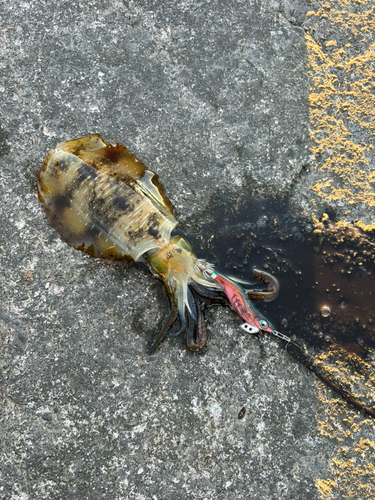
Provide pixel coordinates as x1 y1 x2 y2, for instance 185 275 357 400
212 272 274 334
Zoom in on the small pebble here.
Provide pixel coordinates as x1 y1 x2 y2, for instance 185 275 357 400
238 407 246 420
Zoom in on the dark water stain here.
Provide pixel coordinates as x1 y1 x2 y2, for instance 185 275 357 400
184 192 375 357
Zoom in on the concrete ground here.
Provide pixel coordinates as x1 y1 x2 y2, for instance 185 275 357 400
1 1 374 499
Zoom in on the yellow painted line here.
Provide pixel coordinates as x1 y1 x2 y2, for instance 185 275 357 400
306 0 375 231
306 2 375 498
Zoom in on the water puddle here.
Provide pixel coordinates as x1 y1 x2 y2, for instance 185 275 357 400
184 192 375 415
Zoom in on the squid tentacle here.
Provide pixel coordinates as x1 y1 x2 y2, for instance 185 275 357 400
245 268 280 302
195 301 208 350
189 280 227 307
227 268 280 302
185 286 208 351
187 286 197 322
167 280 226 341
166 316 186 338
148 295 178 354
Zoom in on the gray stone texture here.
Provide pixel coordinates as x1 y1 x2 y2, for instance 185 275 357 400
0 1 371 499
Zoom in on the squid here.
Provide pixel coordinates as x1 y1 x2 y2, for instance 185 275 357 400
37 133 279 353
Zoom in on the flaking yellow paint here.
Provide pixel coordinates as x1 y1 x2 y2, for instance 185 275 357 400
306 0 375 231
314 345 375 498
306 2 375 496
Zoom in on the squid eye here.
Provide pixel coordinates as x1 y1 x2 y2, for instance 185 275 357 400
259 319 268 329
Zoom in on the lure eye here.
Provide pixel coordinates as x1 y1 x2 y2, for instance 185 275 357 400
259 319 269 329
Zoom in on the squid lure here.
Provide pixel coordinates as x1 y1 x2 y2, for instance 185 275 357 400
212 272 294 342
211 272 275 334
